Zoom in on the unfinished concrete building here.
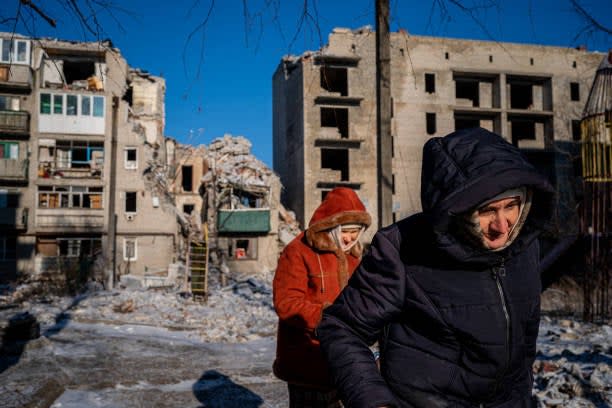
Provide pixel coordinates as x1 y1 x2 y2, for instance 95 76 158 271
273 28 604 236
0 32 177 287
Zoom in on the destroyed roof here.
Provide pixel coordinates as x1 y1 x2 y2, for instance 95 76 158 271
203 134 279 195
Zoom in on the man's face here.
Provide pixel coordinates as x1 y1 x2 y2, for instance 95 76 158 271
477 196 521 250
340 228 361 246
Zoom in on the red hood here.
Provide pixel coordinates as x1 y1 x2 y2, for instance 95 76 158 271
306 188 371 253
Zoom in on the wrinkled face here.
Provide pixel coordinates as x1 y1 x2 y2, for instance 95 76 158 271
340 228 361 246
477 196 521 250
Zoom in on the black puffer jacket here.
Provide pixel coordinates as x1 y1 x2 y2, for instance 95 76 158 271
317 128 554 408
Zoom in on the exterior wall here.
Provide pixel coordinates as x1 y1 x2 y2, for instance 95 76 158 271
272 61 306 226
0 33 178 284
273 28 603 236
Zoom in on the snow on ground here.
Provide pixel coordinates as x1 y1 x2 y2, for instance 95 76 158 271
1 275 611 407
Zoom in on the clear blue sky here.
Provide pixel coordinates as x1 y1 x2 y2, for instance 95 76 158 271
4 0 611 166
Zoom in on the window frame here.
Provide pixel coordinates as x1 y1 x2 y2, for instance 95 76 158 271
123 238 138 261
124 148 138 170
0 38 30 65
124 191 137 213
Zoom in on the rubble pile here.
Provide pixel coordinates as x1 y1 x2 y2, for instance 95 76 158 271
533 316 612 407
204 134 278 192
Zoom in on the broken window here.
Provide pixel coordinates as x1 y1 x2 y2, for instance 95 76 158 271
81 95 91 116
0 236 17 260
321 107 349 139
511 120 536 146
181 165 193 192
572 120 581 141
123 238 137 261
125 192 137 213
183 204 195 214
321 148 349 181
425 73 435 93
229 238 257 260
456 79 480 107
63 60 95 83
320 66 348 96
455 116 480 130
510 83 533 109
232 188 265 209
58 239 81 257
570 82 580 101
426 112 437 135
38 186 103 209
124 148 137 169
51 140 104 170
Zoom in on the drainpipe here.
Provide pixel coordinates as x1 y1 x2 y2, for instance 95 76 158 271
106 96 119 288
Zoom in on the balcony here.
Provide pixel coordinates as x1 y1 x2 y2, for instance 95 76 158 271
0 111 29 134
0 207 28 230
217 209 270 233
0 144 28 181
0 64 32 91
35 209 104 231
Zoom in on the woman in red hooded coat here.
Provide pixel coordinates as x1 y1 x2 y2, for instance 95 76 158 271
273 187 371 407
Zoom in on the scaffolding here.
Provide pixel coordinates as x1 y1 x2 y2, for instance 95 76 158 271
580 52 612 322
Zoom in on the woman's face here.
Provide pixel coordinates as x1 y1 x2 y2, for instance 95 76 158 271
340 228 361 246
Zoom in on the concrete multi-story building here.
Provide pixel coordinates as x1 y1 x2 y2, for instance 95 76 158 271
273 27 604 237
0 33 176 285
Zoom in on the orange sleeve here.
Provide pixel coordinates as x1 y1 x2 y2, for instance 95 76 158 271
273 245 324 331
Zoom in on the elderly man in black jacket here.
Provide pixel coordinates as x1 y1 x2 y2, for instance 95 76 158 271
317 127 554 408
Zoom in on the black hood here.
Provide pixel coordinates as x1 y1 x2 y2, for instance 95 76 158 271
420 127 555 265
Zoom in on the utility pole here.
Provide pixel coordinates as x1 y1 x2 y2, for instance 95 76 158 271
376 0 393 229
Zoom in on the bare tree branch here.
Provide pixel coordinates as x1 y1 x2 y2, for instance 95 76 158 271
570 0 612 39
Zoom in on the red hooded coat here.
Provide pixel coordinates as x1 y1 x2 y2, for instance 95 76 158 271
273 187 371 388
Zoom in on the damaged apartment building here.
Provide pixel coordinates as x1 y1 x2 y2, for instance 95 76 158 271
0 32 176 286
273 27 604 239
168 135 285 278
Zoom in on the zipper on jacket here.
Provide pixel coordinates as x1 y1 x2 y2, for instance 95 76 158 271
491 258 510 392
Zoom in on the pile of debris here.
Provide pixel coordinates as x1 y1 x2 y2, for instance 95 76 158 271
533 316 612 407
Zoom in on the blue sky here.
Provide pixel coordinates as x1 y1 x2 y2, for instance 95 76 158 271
4 0 611 166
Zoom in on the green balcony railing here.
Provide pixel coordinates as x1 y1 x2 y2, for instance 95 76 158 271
217 209 270 233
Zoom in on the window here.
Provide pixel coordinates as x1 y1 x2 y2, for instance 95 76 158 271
0 95 20 111
183 204 195 214
58 239 81 257
67 95 78 115
81 95 91 116
53 94 63 114
426 112 437 135
181 166 193 192
38 186 103 209
321 148 349 181
229 238 257 260
425 73 435 93
93 96 104 117
0 38 30 64
124 148 137 169
320 107 349 138
0 236 17 260
39 93 105 118
570 82 580 101
125 192 137 213
0 142 18 159
123 238 137 261
54 140 104 169
572 120 582 141
40 94 51 114
320 66 348 96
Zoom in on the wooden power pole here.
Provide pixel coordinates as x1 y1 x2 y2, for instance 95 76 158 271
376 0 393 229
